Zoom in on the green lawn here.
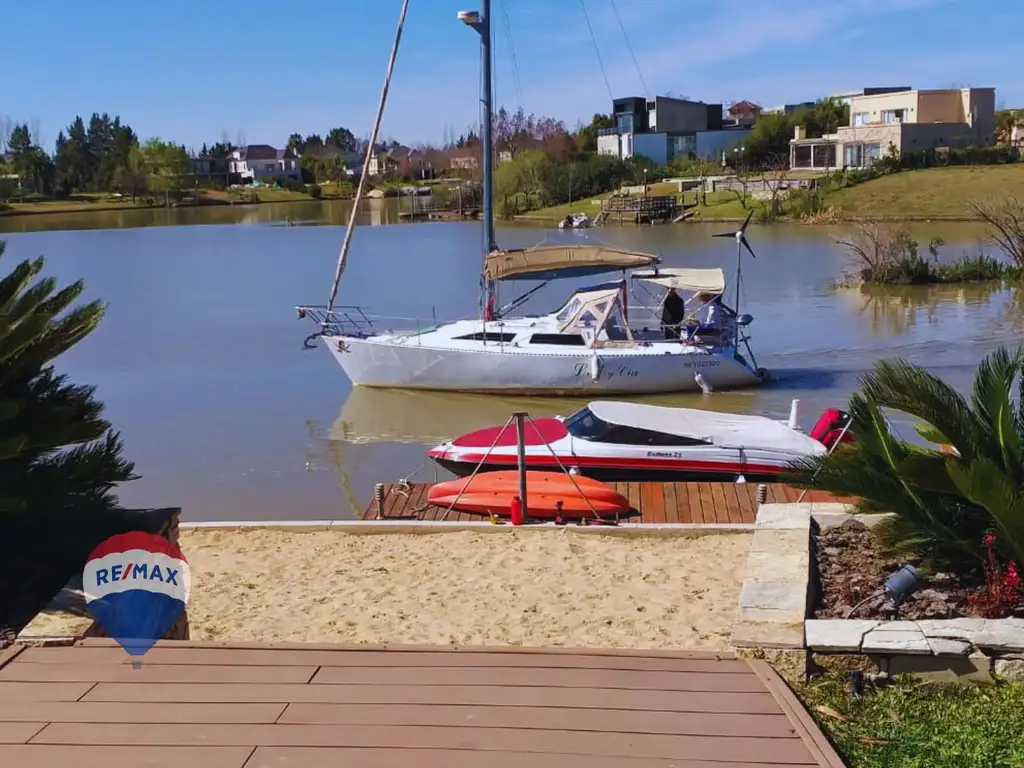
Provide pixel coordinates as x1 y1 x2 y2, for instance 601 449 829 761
796 674 1024 767
519 195 605 221
520 164 1024 224
523 189 761 223
0 193 155 215
827 164 1024 218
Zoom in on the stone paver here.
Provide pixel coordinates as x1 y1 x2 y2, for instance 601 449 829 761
804 620 878 653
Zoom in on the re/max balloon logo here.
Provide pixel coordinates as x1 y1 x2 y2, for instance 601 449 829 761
83 531 191 657
93 562 183 586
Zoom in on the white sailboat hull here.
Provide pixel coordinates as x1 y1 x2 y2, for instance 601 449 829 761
323 333 761 394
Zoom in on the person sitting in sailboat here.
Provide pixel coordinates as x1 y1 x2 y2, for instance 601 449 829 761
684 292 726 344
660 287 686 340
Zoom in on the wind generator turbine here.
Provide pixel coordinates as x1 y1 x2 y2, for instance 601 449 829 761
709 210 764 382
711 209 756 319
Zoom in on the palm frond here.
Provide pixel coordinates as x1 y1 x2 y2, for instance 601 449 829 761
946 457 1024 566
970 345 1024 486
861 358 983 462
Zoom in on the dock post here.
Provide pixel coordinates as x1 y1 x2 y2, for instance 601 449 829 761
514 412 528 518
756 484 768 505
375 483 386 519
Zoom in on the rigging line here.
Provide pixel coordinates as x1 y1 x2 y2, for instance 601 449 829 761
578 0 614 102
499 0 524 108
327 0 411 312
608 0 649 99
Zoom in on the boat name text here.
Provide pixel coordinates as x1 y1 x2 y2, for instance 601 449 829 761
572 363 640 380
682 359 720 369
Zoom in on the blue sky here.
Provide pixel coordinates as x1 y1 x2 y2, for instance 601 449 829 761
4 0 1020 153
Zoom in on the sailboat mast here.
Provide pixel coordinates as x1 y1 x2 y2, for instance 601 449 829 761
735 241 742 319
480 0 495 254
325 0 410 313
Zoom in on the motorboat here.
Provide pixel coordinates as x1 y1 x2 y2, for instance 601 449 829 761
427 400 853 482
296 1 768 396
558 213 591 230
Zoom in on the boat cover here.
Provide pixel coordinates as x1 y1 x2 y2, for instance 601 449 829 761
484 244 659 281
588 401 826 455
632 267 726 295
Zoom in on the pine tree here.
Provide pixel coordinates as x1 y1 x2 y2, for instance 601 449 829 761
1 240 138 618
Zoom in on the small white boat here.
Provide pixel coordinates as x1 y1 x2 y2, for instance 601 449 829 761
558 213 591 230
427 400 853 482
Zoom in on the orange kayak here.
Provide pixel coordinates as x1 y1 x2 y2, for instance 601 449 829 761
427 470 630 519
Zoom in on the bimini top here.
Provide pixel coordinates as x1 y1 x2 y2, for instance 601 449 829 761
632 267 726 295
587 401 826 456
484 244 660 282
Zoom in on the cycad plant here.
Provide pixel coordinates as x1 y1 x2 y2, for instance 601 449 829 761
785 345 1024 573
1 240 137 627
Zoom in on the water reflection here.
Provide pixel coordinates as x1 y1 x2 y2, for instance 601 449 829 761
848 282 1002 336
0 198 409 234
331 386 813 448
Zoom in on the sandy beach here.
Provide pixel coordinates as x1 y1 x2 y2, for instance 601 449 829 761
180 528 751 650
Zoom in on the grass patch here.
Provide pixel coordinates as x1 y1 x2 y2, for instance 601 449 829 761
828 164 1024 218
692 190 768 220
0 193 156 215
796 674 1024 768
199 188 320 204
522 194 605 221
524 189 767 222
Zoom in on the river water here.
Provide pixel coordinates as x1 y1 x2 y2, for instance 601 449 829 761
0 202 1018 521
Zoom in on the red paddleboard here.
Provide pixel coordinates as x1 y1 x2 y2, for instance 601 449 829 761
427 470 630 519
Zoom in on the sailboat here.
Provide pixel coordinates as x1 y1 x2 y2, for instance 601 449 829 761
297 1 767 395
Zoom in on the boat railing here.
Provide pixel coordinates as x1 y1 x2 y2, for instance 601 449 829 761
297 305 376 338
298 304 476 344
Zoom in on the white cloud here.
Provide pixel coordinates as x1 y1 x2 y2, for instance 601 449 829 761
506 0 986 126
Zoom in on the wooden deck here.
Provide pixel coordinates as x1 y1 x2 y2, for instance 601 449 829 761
0 641 844 767
363 481 854 523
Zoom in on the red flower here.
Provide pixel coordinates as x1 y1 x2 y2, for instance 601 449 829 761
983 534 997 547
1006 562 1022 589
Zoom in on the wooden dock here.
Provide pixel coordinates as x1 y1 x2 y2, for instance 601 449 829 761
0 640 846 767
362 481 854 523
599 195 678 225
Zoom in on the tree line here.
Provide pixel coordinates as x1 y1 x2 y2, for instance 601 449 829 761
0 114 195 200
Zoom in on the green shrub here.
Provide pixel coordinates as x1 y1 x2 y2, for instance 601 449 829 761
0 241 139 627
784 345 1024 572
838 225 1011 285
308 184 322 199
786 188 827 218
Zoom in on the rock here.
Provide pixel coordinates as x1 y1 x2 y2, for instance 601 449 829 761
755 504 811 530
732 618 805 649
907 588 960 619
862 621 931 655
994 658 1024 681
926 637 973 656
971 619 1024 652
805 619 878 652
917 618 989 641
738 581 807 615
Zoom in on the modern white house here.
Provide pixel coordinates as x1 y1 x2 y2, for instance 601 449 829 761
228 145 301 181
596 95 751 164
791 87 997 170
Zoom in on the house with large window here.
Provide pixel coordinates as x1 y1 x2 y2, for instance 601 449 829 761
596 95 751 164
790 87 997 170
